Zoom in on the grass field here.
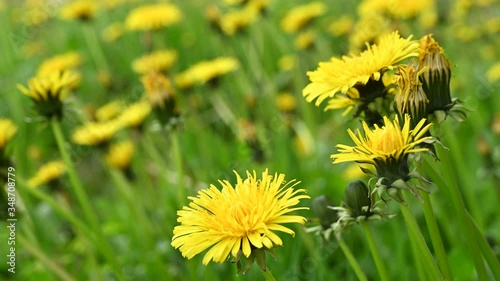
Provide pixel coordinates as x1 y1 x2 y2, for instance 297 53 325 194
0 0 499 280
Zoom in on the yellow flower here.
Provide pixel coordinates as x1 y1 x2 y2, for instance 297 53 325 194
276 92 297 112
125 4 182 31
72 121 122 146
0 119 17 150
358 0 433 19
171 169 309 265
37 52 83 75
294 30 315 50
28 160 66 188
17 71 81 102
141 72 175 108
132 50 177 74
95 100 124 122
175 57 239 89
105 141 135 169
219 7 259 35
395 63 428 123
116 101 152 128
303 31 419 107
17 71 81 118
487 62 500 83
324 88 359 116
331 115 432 166
60 0 98 21
281 2 326 33
102 22 124 43
278 55 295 72
328 15 354 37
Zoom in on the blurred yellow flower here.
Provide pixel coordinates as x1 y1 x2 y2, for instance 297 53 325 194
0 119 17 149
72 121 122 146
487 62 500 83
303 31 419 107
17 71 81 102
141 72 175 108
276 92 297 112
28 160 66 188
328 15 354 37
171 169 309 265
175 57 239 89
95 100 124 122
125 4 182 31
105 141 135 169
294 30 315 50
132 49 177 74
37 52 83 75
278 55 295 72
60 0 98 21
358 0 433 19
102 22 124 43
117 101 152 128
219 7 259 35
281 2 326 33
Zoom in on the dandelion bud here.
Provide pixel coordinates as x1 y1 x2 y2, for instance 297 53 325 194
312 195 337 229
419 34 452 113
395 62 428 128
343 180 372 217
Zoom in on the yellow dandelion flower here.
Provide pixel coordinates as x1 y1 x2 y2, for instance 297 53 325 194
141 72 175 108
348 15 392 52
303 31 419 107
294 30 316 50
358 0 433 19
171 169 309 265
219 7 259 35
278 55 295 72
487 62 500 83
105 141 135 169
72 121 122 146
276 92 297 112
60 0 98 21
175 57 239 89
328 15 354 37
125 4 182 31
95 100 124 122
0 119 17 149
324 88 359 116
331 114 432 167
28 160 66 188
132 49 177 74
116 101 152 128
102 22 124 43
17 71 81 118
37 52 83 75
281 2 326 33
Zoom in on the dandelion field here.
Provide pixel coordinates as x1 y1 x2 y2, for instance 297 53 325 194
1 0 500 281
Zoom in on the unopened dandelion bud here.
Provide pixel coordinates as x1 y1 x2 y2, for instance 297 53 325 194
419 34 452 113
343 180 372 217
312 195 337 229
395 63 428 127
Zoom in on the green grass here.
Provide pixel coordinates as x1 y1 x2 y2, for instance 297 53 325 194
1 0 499 280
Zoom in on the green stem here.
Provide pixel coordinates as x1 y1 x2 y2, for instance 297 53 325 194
82 24 110 73
261 268 277 281
337 235 368 281
361 222 390 281
420 190 454 281
51 118 124 281
467 211 500 280
408 230 428 281
399 202 443 281
433 146 489 281
19 234 76 281
171 131 186 205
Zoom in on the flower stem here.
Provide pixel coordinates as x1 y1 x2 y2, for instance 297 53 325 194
361 222 390 281
18 234 76 281
51 118 124 281
82 23 110 73
419 190 454 280
399 201 443 281
336 235 368 281
467 211 500 280
261 268 277 281
171 130 186 205
432 145 489 281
